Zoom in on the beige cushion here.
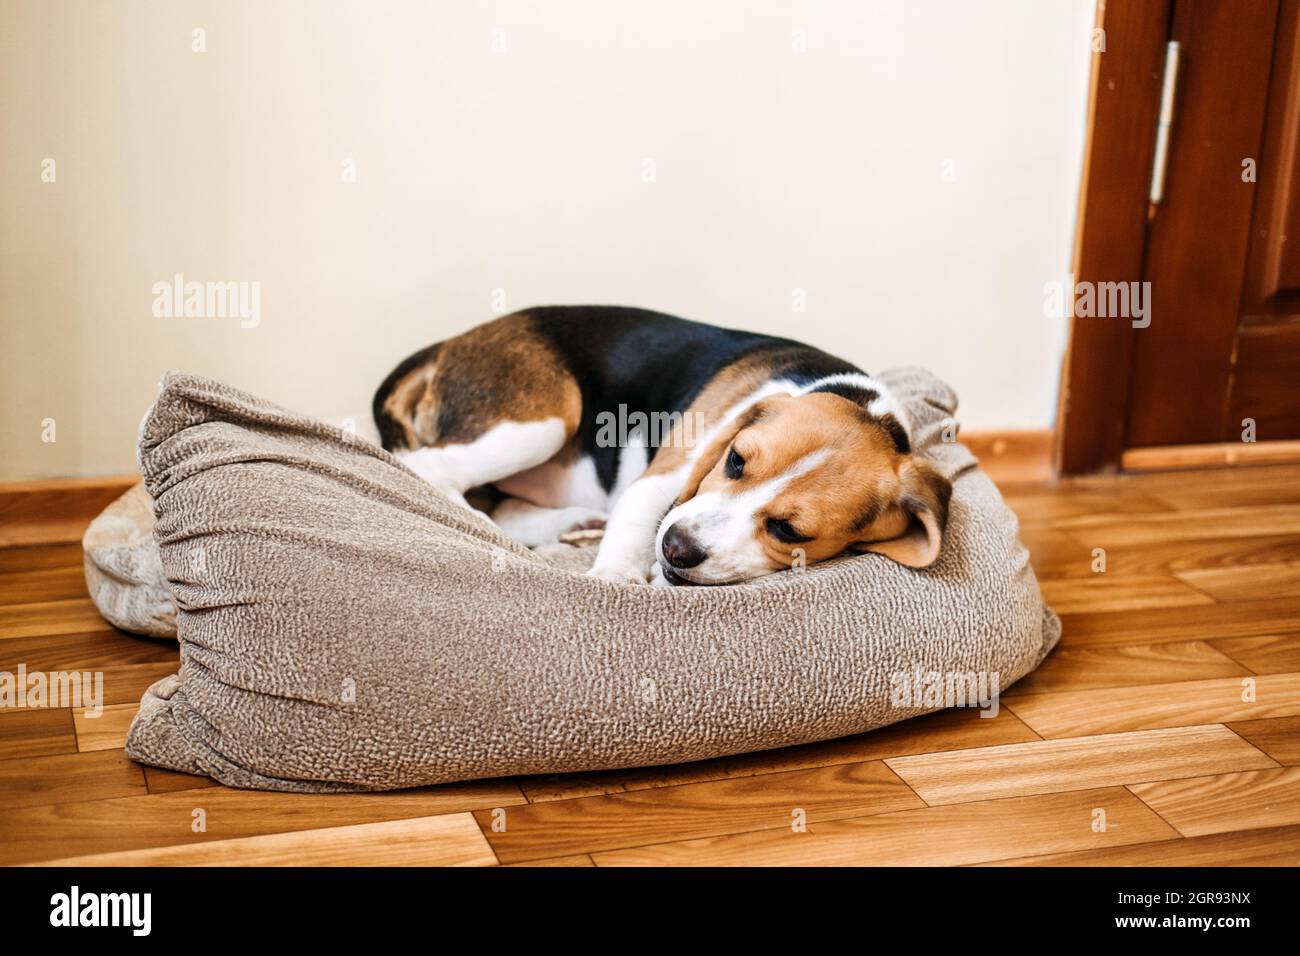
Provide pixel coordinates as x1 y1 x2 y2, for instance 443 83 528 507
125 369 1059 792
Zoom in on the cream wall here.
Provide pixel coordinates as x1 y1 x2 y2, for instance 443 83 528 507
0 0 1094 481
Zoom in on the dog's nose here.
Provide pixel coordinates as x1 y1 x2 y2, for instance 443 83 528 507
661 524 707 569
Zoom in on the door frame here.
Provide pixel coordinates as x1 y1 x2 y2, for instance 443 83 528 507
1058 0 1300 475
1054 0 1171 475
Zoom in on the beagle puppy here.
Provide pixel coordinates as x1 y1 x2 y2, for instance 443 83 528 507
373 306 951 586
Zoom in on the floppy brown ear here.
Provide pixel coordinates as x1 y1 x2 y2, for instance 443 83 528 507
852 458 952 568
675 405 762 504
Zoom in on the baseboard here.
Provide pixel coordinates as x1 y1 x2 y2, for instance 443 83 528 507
0 475 140 548
1121 440 1300 472
961 430 1053 484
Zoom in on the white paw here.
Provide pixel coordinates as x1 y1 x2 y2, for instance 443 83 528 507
649 562 673 588
586 563 650 586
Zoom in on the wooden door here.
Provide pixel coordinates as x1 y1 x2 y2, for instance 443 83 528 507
1059 0 1300 473
1126 0 1300 449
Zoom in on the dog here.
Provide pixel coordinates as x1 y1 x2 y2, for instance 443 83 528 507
373 306 951 586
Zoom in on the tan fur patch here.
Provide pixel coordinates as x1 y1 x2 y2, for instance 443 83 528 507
379 312 581 449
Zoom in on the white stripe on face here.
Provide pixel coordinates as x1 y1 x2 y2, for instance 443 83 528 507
656 449 828 585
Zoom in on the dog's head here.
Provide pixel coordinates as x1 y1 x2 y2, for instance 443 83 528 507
654 392 951 586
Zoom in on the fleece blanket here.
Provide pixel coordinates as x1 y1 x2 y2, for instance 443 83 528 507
120 368 1059 791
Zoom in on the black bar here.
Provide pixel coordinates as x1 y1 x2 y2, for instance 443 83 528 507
0 866 1289 942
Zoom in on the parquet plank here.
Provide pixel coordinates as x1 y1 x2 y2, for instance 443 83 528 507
1029 534 1300 581
0 749 147 811
507 854 595 867
1129 766 1300 836
0 660 179 717
1057 600 1300 648
1225 716 1300 765
0 599 111 640
982 824 1300 866
0 708 76 759
0 779 528 865
1004 673 1300 737
73 703 137 752
1052 503 1300 545
1002 489 1175 525
0 518 104 550
78 661 177 711
0 544 84 574
1115 462 1300 489
613 707 1040 792
1149 478 1300 511
517 772 627 803
883 725 1276 806
476 760 925 864
1038 575 1214 615
0 566 88 605
594 827 813 866
1211 635 1300 674
0 631 177 675
27 813 497 867
144 766 218 794
1018 527 1091 575
1176 563 1300 602
1004 641 1250 696
592 787 1178 866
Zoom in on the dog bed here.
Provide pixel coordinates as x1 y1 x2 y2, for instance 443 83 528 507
83 483 177 638
117 368 1058 792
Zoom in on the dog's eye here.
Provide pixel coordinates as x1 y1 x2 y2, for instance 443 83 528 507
725 448 745 480
767 517 812 544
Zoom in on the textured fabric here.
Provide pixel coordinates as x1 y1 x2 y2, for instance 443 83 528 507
82 483 177 639
125 369 1059 792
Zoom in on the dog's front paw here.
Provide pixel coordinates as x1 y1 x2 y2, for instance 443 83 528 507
586 563 650 586
648 562 673 588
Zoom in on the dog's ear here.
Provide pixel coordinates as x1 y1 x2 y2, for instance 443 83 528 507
852 458 952 568
374 360 439 451
675 404 765 504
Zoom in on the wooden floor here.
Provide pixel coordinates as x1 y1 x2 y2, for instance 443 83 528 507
2 464 1299 866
